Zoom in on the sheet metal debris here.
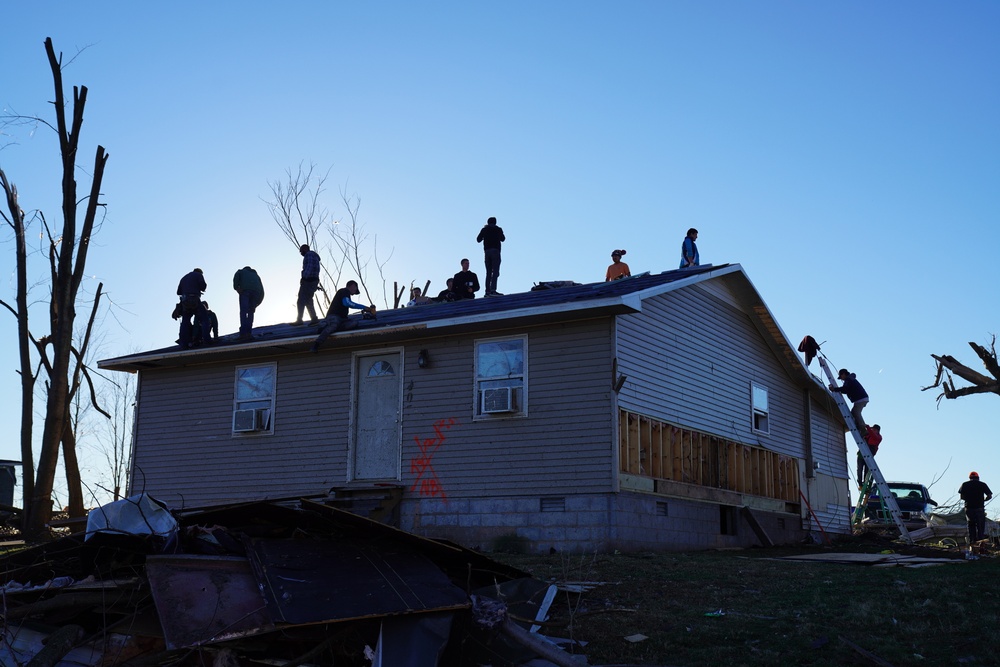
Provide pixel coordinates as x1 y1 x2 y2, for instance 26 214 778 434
0 496 576 666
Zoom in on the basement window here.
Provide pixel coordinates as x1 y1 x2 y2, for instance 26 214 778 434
720 506 738 536
751 382 769 435
232 363 276 435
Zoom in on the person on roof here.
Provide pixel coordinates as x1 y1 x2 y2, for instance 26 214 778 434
476 216 505 296
680 228 699 269
192 301 219 346
606 249 631 282
433 278 456 302
829 368 869 428
451 259 480 300
310 280 375 353
959 471 993 557
176 268 209 349
233 266 265 342
293 244 321 326
857 424 881 488
406 287 432 307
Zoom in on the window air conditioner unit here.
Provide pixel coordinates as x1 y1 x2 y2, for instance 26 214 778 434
233 408 270 432
482 387 514 414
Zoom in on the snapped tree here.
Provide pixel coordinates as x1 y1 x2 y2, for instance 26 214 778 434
0 38 110 537
923 337 1000 402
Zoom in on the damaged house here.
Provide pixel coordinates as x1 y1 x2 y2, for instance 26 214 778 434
99 263 851 552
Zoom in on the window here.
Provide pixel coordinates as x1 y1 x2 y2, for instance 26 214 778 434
233 363 276 434
751 382 769 434
475 336 527 417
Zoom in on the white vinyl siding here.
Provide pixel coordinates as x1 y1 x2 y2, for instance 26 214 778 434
615 282 847 479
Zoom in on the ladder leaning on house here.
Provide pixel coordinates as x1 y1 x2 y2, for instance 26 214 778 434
817 357 912 544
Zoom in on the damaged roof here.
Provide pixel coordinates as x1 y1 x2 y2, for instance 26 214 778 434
97 263 831 402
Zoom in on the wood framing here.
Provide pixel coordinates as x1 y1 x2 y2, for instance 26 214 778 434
619 409 800 503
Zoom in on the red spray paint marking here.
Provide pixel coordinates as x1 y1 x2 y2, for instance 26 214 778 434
410 417 457 499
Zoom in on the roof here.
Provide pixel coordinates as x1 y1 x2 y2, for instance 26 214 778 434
97 262 835 408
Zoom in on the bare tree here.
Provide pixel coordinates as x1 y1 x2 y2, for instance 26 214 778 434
0 38 110 538
93 371 135 502
263 165 396 311
262 163 336 313
923 336 1000 402
334 188 394 309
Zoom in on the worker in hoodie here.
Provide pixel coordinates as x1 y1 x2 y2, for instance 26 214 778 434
829 368 869 429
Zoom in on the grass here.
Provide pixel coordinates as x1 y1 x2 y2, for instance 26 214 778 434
495 539 1000 666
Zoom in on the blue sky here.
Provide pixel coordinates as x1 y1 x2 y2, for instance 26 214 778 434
2 2 998 514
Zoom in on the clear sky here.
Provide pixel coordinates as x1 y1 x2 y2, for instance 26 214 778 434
2 2 998 516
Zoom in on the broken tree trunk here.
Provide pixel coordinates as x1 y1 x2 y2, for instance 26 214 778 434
923 338 1000 401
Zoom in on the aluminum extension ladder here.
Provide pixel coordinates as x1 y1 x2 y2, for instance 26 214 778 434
818 357 912 543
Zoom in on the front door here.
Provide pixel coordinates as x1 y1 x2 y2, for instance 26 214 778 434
352 352 402 480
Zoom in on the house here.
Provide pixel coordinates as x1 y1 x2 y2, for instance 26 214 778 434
99 263 852 552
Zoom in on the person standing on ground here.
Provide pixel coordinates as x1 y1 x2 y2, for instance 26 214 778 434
680 228 699 269
857 424 882 487
294 244 321 325
606 249 631 281
451 259 480 299
829 368 869 428
477 216 505 296
310 280 374 352
176 268 208 349
233 266 265 341
959 471 993 556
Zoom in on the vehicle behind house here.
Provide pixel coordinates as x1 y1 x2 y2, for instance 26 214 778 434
865 481 938 529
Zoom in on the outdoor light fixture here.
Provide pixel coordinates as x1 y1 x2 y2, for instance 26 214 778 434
417 349 429 368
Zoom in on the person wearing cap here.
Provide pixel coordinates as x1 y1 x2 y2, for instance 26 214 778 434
606 249 631 282
679 228 699 269
828 368 869 429
293 244 321 325
959 471 993 553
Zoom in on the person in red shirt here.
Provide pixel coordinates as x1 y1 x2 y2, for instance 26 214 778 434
857 424 882 487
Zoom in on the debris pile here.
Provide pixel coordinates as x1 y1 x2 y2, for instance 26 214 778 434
0 495 574 666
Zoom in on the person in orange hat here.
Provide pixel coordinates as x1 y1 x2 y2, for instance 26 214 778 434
959 471 993 556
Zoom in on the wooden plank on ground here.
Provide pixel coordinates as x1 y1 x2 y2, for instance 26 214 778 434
740 506 774 547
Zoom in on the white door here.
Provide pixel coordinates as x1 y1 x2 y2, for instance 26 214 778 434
352 352 402 480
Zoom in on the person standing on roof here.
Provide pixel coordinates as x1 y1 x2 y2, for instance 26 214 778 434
857 424 881 487
680 228 699 269
606 249 631 281
176 268 209 349
477 216 505 296
959 471 993 556
828 368 869 428
293 244 321 326
451 259 480 299
310 280 375 352
233 266 265 342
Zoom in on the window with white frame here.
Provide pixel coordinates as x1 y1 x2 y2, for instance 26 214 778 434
751 382 769 434
233 363 276 434
475 336 527 418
